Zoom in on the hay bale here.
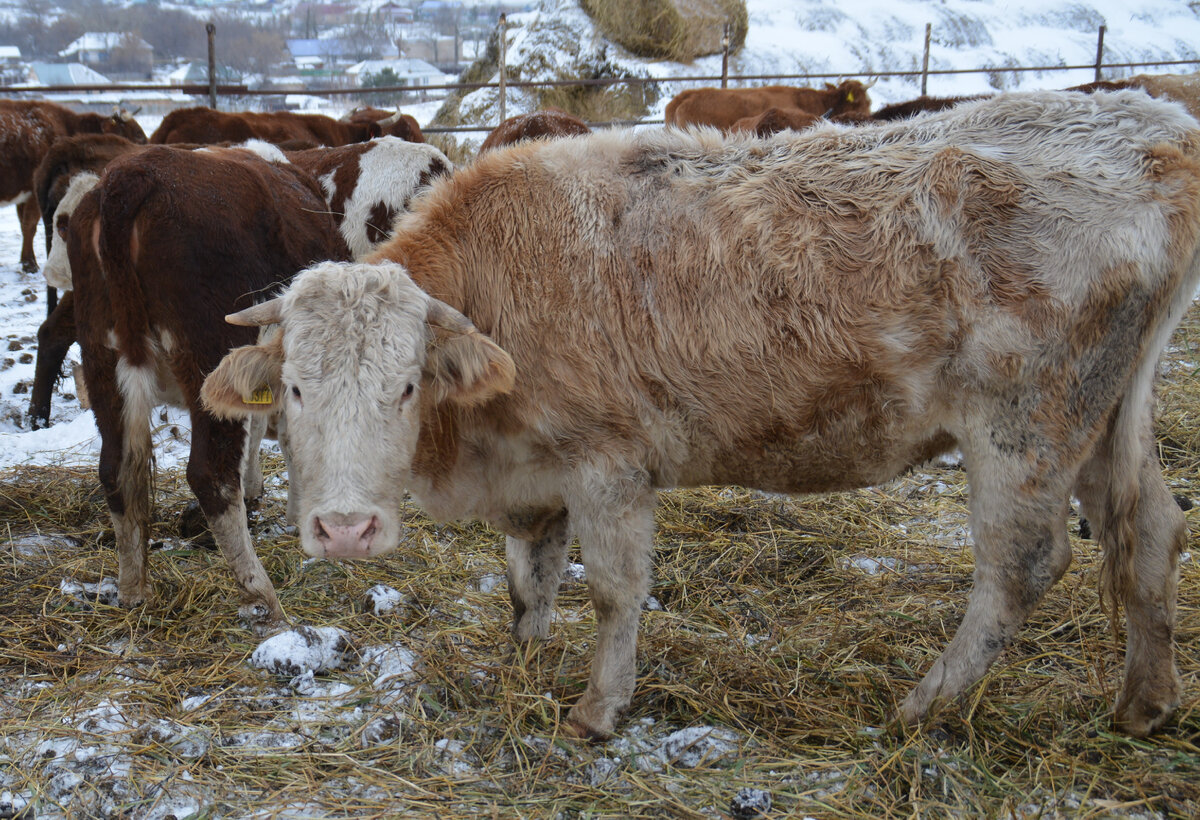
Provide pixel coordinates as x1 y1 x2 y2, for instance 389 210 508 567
580 0 748 62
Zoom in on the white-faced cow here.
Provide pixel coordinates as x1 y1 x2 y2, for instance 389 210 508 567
0 100 145 273
203 91 1200 739
71 144 350 632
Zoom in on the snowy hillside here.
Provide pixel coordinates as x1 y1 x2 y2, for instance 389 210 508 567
457 0 1200 124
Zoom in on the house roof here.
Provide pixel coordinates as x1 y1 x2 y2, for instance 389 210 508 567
60 32 154 58
286 38 353 59
0 46 21 59
167 62 242 84
345 58 442 78
29 62 112 86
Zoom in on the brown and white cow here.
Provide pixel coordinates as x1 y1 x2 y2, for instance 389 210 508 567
71 144 349 632
0 100 146 272
283 137 452 259
203 91 1200 739
150 107 380 147
479 109 592 153
664 79 871 131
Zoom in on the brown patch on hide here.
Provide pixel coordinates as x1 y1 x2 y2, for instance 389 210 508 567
366 202 394 246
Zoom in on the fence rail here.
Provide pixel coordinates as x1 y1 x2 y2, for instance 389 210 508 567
1 22 1198 135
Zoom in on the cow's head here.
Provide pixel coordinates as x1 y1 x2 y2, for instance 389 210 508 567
106 107 148 144
201 261 515 560
43 172 100 291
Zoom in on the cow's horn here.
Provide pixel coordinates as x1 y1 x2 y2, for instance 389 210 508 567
863 77 878 89
227 298 283 327
378 109 404 127
128 106 142 117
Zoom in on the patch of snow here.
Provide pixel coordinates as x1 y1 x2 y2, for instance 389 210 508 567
250 626 357 677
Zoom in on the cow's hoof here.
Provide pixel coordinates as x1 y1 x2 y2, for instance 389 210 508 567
240 601 288 637
562 716 612 743
1115 695 1178 738
21 260 38 274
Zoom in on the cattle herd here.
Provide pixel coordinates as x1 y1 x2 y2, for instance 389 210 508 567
4 73 1200 741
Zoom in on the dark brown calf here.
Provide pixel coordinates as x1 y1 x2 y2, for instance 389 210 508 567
729 107 821 136
69 145 350 631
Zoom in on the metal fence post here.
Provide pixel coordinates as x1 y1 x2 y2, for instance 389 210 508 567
921 23 931 95
206 23 217 109
721 23 730 89
1094 25 1106 82
498 14 507 124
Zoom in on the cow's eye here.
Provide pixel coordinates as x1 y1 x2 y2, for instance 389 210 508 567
291 385 302 401
400 383 415 404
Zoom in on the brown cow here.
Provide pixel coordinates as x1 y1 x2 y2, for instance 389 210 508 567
871 94 990 121
343 107 426 143
70 144 350 632
729 107 821 136
479 109 591 153
0 100 146 272
150 107 381 146
664 79 871 131
204 91 1200 739
1068 72 1200 119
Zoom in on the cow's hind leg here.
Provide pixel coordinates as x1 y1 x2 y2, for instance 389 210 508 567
1075 434 1184 737
562 479 655 740
91 356 155 606
506 509 571 641
17 198 39 273
897 439 1075 726
188 410 285 634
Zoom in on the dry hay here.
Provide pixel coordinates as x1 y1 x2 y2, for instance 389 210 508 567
0 306 1198 818
580 0 749 62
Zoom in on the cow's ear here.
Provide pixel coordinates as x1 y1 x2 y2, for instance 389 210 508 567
423 298 515 407
202 335 284 419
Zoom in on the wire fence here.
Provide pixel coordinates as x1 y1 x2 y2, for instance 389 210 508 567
1 23 1198 135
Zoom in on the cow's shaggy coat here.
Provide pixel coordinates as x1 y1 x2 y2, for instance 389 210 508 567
204 91 1200 738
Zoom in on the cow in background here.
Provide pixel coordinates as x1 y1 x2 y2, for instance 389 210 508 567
204 91 1200 739
664 79 871 131
343 107 426 143
150 107 381 146
0 100 145 273
479 109 591 153
729 106 821 136
871 94 989 121
70 144 349 632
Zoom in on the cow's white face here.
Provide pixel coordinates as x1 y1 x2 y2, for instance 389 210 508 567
43 172 100 291
201 261 515 560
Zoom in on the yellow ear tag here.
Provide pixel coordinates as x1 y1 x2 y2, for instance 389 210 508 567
243 385 274 405
846 91 855 102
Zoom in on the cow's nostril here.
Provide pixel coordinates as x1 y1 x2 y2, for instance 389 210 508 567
314 518 331 542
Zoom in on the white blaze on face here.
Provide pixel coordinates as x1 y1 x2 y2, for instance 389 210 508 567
43 172 99 291
278 262 431 559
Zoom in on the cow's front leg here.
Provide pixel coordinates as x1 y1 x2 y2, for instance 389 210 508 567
505 509 571 641
562 480 655 740
188 411 286 634
897 441 1074 726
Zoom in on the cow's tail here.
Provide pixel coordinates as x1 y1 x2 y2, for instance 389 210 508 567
96 160 160 367
95 159 164 502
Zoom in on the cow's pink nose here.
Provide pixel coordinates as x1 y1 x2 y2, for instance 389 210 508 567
313 513 379 558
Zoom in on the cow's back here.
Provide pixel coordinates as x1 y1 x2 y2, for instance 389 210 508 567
376 90 1200 491
93 146 349 365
